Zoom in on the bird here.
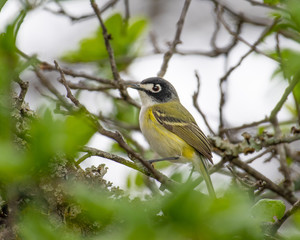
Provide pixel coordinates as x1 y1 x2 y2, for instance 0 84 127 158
127 77 215 198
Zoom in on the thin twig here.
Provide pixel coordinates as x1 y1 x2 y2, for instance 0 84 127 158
218 18 278 134
124 0 130 27
218 7 277 61
64 81 114 92
45 0 119 22
192 71 215 135
35 69 74 111
212 0 272 27
223 117 269 133
55 61 81 107
81 146 145 173
245 148 274 164
271 116 292 194
231 157 297 204
157 0 191 77
90 0 139 108
90 0 121 82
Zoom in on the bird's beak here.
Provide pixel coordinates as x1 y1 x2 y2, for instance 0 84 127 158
126 83 144 91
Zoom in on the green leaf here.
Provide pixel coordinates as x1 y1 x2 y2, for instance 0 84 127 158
112 99 139 125
0 0 8 12
63 114 96 156
61 13 147 73
28 109 96 171
134 172 145 187
170 172 183 182
293 79 300 103
110 142 127 154
264 0 280 5
269 48 300 109
0 141 29 182
19 208 80 240
66 183 115 224
251 199 286 222
270 0 300 42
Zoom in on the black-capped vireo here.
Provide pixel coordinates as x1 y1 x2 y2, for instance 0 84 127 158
128 77 215 198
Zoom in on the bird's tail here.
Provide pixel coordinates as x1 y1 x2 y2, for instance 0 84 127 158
192 155 216 198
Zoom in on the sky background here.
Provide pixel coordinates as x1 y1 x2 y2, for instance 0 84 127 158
1 0 295 191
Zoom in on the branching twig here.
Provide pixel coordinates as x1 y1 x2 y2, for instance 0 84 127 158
90 0 139 108
231 157 297 204
223 117 269 133
218 17 278 134
55 61 81 107
192 71 215 135
90 0 121 83
157 0 191 77
45 0 119 22
245 148 274 164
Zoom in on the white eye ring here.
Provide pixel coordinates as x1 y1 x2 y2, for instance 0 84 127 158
151 84 161 93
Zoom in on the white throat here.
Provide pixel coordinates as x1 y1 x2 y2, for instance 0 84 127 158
138 91 157 108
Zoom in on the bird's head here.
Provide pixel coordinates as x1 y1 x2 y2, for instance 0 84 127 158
127 77 179 107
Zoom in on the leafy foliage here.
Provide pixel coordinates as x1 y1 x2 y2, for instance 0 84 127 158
61 13 147 75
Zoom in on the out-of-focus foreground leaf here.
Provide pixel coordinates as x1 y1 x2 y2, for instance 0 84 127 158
251 199 286 223
63 183 264 240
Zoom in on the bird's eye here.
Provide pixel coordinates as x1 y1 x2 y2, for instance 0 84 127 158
152 84 161 92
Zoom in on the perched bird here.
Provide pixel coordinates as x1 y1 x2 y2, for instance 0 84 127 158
128 77 215 198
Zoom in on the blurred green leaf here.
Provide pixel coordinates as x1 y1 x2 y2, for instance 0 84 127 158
64 114 96 157
0 141 28 182
286 0 300 31
0 0 8 11
66 183 115 225
153 160 172 169
270 0 300 43
285 102 298 116
134 172 145 187
170 172 183 183
251 199 286 223
287 235 300 240
61 13 147 74
28 109 95 171
269 48 300 114
162 185 263 240
270 49 300 79
110 142 127 154
28 109 66 169
19 208 80 240
0 12 24 140
113 99 139 125
293 210 300 226
264 0 280 4
293 79 300 103
258 126 265 135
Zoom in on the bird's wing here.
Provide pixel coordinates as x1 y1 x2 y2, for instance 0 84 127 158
152 102 213 163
